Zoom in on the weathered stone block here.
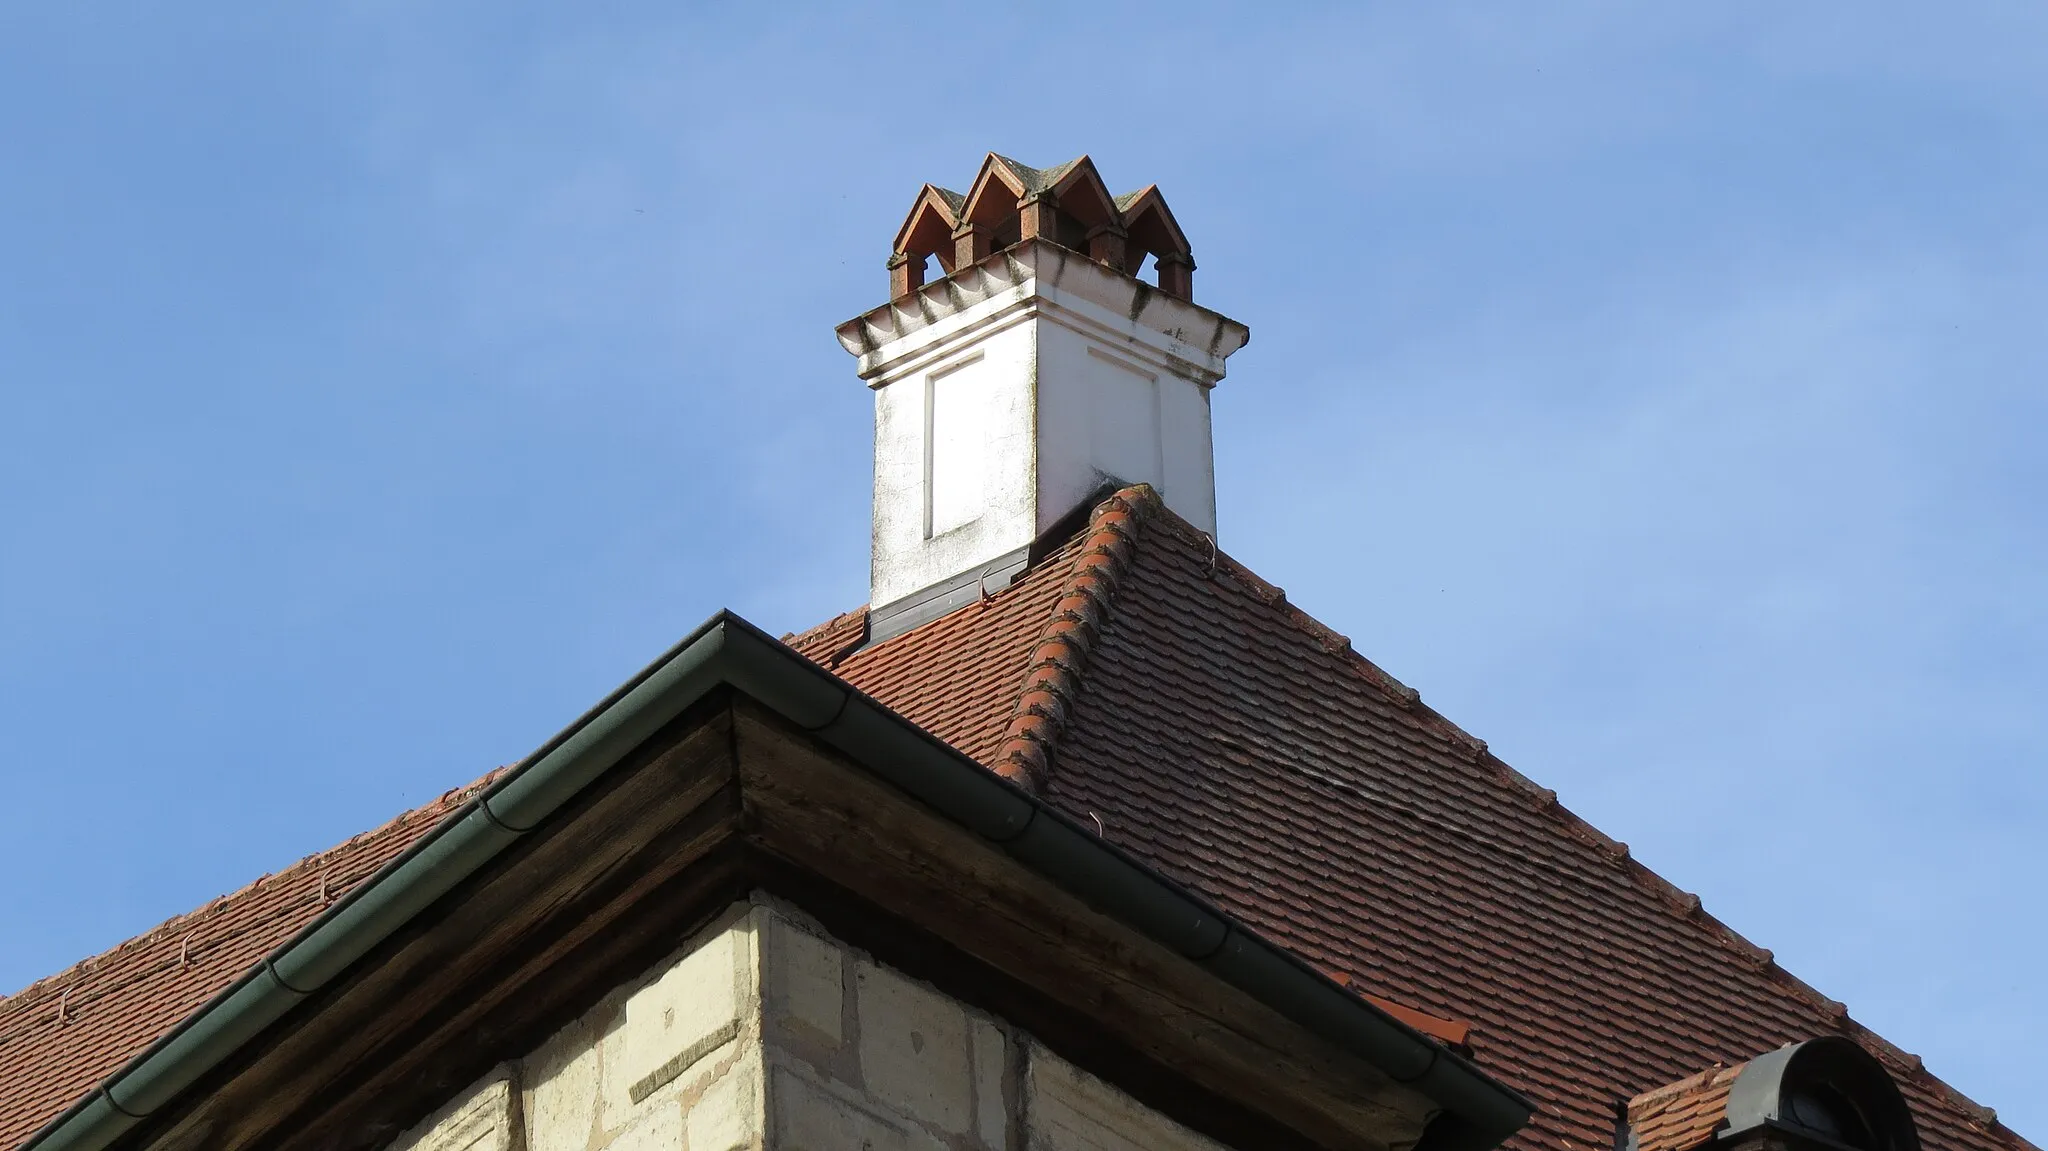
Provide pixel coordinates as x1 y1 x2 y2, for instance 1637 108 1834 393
769 1063 942 1151
972 1018 1010 1148
387 1068 515 1151
621 921 751 1106
606 1099 681 1151
526 1013 601 1151
854 959 973 1135
1025 1047 1222 1151
764 914 844 1047
685 1053 763 1151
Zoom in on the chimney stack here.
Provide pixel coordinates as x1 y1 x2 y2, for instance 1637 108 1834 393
837 154 1249 642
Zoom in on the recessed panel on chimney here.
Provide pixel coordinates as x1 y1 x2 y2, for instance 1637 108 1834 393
1085 346 1164 498
926 354 987 539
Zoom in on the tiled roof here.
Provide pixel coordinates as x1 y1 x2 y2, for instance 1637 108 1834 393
0 774 502 1149
795 486 2030 1151
3 485 2033 1151
1625 1063 1740 1151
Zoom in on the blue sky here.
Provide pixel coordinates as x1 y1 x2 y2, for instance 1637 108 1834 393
2 2 2042 1135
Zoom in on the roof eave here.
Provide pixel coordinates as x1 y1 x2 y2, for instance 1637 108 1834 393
26 612 1532 1151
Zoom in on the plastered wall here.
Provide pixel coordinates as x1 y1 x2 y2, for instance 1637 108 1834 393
383 894 1229 1151
856 245 1242 617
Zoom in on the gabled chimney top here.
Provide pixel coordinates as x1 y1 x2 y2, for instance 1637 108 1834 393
888 153 1195 301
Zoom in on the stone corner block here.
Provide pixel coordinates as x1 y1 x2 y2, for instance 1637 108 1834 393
762 911 846 1047
523 1013 601 1151
770 1062 946 1151
854 959 973 1136
1026 1046 1225 1151
388 1067 515 1151
617 915 755 1111
686 1054 766 1151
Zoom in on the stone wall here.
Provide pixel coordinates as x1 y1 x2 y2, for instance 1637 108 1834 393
383 894 1230 1151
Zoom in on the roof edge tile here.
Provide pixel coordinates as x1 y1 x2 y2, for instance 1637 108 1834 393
0 773 503 1012
991 484 1160 792
1173 517 2037 1151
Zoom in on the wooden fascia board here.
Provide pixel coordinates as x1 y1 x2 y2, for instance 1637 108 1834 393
128 698 747 1151
732 699 1438 1151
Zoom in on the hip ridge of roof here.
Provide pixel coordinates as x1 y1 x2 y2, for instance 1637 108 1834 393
991 483 1161 792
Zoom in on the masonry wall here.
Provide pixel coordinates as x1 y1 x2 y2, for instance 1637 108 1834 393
383 893 1230 1151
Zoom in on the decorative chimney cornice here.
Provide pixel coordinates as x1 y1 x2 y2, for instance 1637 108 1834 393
837 239 1246 389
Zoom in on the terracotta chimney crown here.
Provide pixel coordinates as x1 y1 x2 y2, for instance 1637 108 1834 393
888 154 1196 301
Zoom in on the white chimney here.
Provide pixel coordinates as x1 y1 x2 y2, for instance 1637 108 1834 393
836 154 1250 642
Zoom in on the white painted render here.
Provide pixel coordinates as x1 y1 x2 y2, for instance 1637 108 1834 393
837 241 1249 615
383 893 1232 1151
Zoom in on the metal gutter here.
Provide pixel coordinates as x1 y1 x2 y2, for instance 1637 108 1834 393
26 612 1531 1151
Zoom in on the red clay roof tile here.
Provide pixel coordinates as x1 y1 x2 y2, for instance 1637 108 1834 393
1626 1063 1741 1151
986 485 1155 792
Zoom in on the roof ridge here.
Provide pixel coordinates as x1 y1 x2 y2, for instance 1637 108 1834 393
1628 1062 1739 1111
782 606 869 669
989 484 1161 792
1186 533 2031 1148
